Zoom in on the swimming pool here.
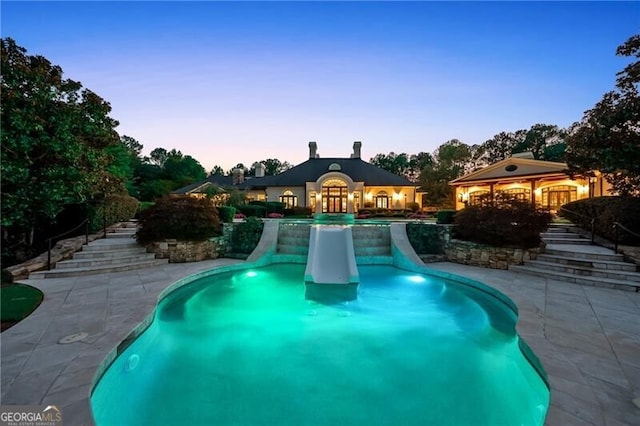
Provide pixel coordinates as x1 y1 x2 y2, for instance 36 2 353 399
91 264 549 425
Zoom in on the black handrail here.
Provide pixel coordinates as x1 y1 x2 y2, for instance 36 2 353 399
557 207 595 243
613 222 640 254
47 219 89 270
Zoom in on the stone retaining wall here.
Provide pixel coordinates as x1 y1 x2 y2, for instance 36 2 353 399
444 239 541 270
146 224 234 263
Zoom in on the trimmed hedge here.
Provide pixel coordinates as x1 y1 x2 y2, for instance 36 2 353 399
560 197 640 245
136 196 221 244
249 201 286 215
217 206 236 223
454 200 551 248
230 217 264 254
406 223 444 254
436 210 456 224
238 205 267 217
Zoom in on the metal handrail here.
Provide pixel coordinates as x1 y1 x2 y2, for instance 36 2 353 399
557 207 596 243
47 218 89 270
613 222 640 254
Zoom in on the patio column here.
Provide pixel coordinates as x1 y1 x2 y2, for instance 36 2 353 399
530 179 536 205
489 183 495 205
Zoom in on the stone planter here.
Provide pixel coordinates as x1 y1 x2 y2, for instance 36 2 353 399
147 239 223 263
444 239 541 270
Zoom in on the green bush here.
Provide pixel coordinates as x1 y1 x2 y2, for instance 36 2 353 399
1 268 14 284
239 204 267 217
217 206 236 223
136 196 221 244
454 200 551 248
249 201 286 214
436 209 456 224
406 223 444 254
230 217 264 254
560 197 640 245
89 194 139 232
407 202 420 212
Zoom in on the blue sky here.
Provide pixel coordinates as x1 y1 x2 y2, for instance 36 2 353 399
2 1 638 172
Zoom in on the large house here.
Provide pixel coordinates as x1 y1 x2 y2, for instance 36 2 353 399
175 142 422 214
449 153 611 211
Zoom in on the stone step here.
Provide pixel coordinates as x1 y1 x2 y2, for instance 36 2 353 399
544 248 625 262
54 253 158 269
29 259 169 279
356 255 394 265
81 241 140 251
276 244 309 255
354 246 391 256
524 260 640 282
105 232 137 239
543 237 592 245
271 254 308 264
277 235 310 246
540 232 580 239
537 254 637 272
509 265 640 292
73 248 148 259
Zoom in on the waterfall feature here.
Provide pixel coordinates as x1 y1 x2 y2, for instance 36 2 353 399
304 225 359 285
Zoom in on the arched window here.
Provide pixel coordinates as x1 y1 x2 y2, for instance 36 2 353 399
498 188 531 203
279 190 297 209
468 190 490 206
322 178 347 213
375 191 389 209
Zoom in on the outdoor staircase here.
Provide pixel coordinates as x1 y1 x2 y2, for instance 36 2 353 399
274 223 311 263
510 223 640 292
30 221 168 279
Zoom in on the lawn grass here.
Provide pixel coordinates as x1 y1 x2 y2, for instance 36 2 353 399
1 284 43 331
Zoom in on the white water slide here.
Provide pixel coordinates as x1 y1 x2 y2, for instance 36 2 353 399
304 225 360 285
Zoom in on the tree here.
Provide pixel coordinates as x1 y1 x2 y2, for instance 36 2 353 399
209 165 225 176
369 152 412 179
514 124 567 161
162 153 206 188
250 158 292 176
418 139 473 207
566 34 640 196
1 38 120 262
479 131 526 164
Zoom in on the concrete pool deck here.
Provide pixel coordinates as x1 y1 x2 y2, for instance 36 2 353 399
1 259 639 425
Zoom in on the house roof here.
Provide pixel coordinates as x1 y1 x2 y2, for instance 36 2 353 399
173 157 415 194
253 157 415 187
450 157 568 185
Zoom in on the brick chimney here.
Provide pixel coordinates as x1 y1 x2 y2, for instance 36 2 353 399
351 141 362 159
309 141 318 159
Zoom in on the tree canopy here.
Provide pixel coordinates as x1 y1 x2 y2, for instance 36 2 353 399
566 34 640 196
1 38 121 260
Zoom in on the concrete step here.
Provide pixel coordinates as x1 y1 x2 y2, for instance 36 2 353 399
509 265 639 292
524 260 640 283
276 244 309 255
30 259 169 279
106 232 137 239
540 232 580 239
54 253 158 269
537 254 637 272
73 248 148 259
81 241 139 251
543 237 592 245
544 248 624 262
354 246 391 256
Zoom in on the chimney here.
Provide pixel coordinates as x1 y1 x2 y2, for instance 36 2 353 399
309 141 317 159
255 162 265 178
232 168 244 185
351 141 362 159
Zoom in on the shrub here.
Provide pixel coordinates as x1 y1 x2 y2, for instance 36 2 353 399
249 201 285 214
454 200 551 248
136 196 221 244
407 202 420 212
406 223 444 254
560 197 640 245
285 206 312 217
89 194 139 232
230 217 264 254
267 212 284 218
1 268 14 284
239 204 266 217
436 209 456 224
217 206 236 223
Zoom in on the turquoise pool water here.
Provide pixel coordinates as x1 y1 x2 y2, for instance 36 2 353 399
91 264 549 425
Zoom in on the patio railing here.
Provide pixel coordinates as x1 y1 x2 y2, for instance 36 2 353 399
613 222 640 254
47 219 89 270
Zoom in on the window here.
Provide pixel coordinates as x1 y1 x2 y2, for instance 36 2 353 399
375 191 389 209
498 188 531 203
468 190 490 206
322 178 347 213
542 185 577 211
279 190 297 209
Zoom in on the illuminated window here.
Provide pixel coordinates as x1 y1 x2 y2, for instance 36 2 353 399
279 190 298 209
376 191 389 209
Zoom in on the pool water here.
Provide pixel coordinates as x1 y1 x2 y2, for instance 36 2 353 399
91 264 549 425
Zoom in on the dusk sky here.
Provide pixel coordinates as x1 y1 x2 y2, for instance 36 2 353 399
2 1 638 172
